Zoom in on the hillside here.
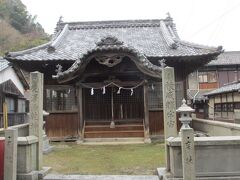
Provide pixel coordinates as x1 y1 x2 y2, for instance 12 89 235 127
0 0 49 55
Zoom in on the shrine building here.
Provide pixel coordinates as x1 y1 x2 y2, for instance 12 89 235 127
5 16 222 141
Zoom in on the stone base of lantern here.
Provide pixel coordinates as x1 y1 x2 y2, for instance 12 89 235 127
43 134 54 154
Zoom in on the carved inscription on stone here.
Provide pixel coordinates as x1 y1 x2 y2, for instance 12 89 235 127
162 66 177 137
29 72 43 170
181 128 196 179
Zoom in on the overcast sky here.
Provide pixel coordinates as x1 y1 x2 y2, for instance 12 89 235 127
21 0 240 51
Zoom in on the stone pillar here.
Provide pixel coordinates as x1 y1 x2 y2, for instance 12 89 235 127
29 72 43 170
177 99 196 180
4 128 18 180
181 128 195 180
162 65 178 170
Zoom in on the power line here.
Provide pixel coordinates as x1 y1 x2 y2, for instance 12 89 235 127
189 2 240 38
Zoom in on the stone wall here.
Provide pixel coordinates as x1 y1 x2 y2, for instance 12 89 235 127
192 117 240 136
167 136 240 178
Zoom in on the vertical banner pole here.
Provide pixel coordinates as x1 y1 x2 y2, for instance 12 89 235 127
3 102 8 129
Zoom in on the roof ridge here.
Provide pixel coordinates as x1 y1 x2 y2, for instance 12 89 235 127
221 51 240 53
6 41 52 58
48 24 69 52
160 20 178 49
62 19 163 25
56 19 167 31
176 39 223 52
6 27 67 58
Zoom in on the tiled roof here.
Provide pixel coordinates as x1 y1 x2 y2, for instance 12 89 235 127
207 51 240 66
205 82 240 96
5 18 222 61
0 57 9 71
187 89 210 101
53 37 162 82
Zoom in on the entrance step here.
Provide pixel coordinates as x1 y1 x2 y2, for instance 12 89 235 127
83 137 145 145
85 120 143 126
44 174 159 180
84 123 145 139
85 124 144 131
84 130 144 138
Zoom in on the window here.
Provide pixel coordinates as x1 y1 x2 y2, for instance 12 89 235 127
234 102 240 109
18 99 26 113
208 72 217 82
198 72 208 83
198 71 217 83
214 104 221 112
222 103 227 112
44 86 77 112
148 83 162 110
227 103 234 112
214 103 234 112
5 97 15 113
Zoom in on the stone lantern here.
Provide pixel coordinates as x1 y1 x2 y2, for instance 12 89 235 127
176 99 195 129
177 99 196 179
42 110 53 154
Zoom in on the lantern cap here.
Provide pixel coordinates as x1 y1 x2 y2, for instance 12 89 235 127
176 99 195 113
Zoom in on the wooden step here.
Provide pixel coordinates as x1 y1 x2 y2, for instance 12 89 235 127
84 130 144 138
85 124 144 132
85 120 143 126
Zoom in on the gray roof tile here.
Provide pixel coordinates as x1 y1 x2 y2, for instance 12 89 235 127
0 57 10 71
207 51 240 66
6 19 222 61
206 82 240 96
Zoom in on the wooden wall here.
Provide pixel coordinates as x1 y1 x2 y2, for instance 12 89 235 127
45 112 79 140
199 82 218 89
149 110 181 136
149 110 164 136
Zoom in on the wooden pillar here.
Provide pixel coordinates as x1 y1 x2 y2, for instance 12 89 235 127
78 86 83 139
143 83 150 142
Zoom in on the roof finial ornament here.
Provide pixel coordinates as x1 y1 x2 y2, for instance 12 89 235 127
159 59 166 69
58 16 63 24
166 12 173 25
96 36 123 46
55 64 63 74
166 12 171 18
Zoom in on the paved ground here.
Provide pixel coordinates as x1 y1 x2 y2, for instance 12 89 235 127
44 175 159 180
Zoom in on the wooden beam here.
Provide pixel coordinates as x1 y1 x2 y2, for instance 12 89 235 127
143 82 150 142
77 86 84 140
80 80 144 88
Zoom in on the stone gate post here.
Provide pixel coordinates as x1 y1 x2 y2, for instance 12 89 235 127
29 71 43 170
162 64 178 170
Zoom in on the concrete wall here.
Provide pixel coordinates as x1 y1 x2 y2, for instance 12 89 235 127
0 123 29 137
192 117 240 136
167 136 240 177
0 67 25 95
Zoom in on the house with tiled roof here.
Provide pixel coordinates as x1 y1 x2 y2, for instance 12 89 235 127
205 81 240 122
0 57 29 128
187 51 240 119
5 15 222 141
